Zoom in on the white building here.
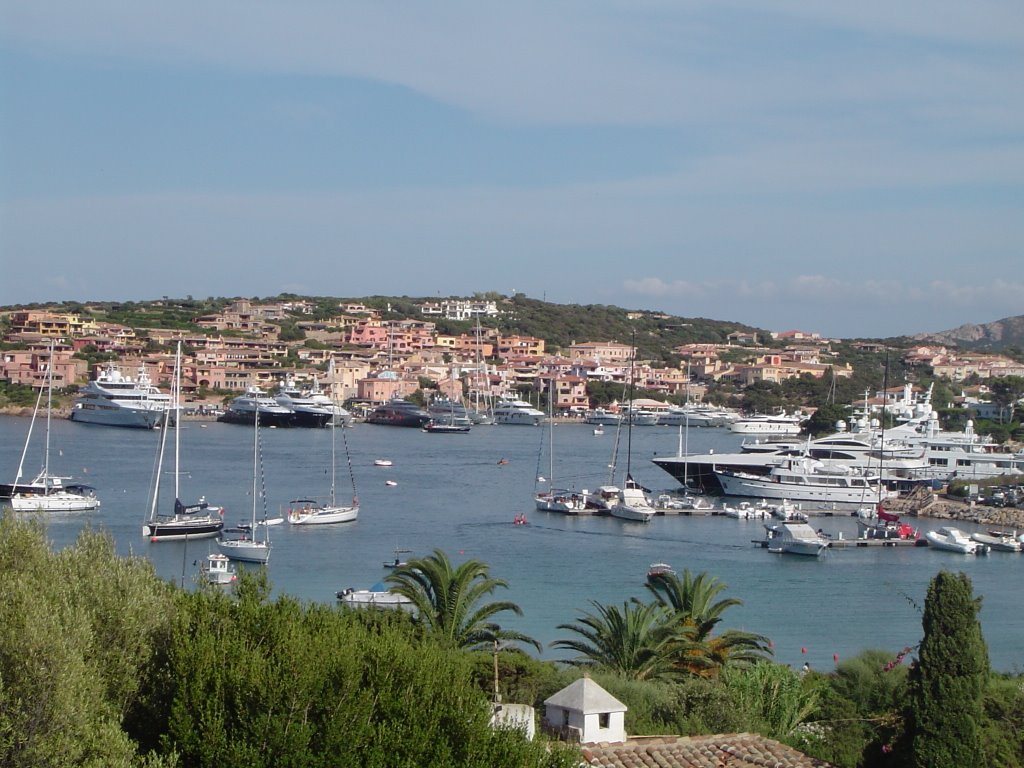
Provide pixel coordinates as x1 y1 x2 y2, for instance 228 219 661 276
542 676 627 745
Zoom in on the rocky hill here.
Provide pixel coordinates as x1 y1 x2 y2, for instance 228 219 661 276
912 314 1024 351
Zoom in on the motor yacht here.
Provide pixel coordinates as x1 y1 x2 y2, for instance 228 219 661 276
274 376 333 428
217 387 296 428
366 399 431 428
492 398 546 426
69 364 173 429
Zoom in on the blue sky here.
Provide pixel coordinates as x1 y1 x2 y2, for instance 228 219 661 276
1 1 1022 338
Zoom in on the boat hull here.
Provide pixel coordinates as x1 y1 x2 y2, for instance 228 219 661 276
287 504 359 525
217 408 296 428
716 470 895 505
11 491 101 513
216 538 272 563
69 403 163 429
144 517 224 541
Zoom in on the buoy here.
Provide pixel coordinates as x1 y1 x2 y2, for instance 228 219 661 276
801 647 807 654
833 653 839 663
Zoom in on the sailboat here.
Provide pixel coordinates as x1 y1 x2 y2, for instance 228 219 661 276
216 408 272 563
10 341 101 513
534 378 587 513
143 342 224 541
287 402 360 525
610 336 656 523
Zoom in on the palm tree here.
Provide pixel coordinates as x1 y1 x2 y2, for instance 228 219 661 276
384 548 540 652
645 569 772 676
551 599 674 680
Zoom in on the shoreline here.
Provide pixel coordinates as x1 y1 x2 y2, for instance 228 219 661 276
3 407 1021 528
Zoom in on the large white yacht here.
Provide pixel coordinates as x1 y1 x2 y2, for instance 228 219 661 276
492 398 546 425
730 412 805 435
69 364 173 429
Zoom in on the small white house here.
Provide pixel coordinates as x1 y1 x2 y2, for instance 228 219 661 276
542 676 627 745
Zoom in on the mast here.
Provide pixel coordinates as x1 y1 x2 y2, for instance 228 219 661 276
43 340 54 493
173 342 181 501
625 332 635 482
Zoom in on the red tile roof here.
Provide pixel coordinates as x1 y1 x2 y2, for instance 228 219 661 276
581 733 833 768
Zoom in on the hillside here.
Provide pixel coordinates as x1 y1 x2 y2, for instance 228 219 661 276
912 314 1024 352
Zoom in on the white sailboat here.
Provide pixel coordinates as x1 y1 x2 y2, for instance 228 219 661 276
10 341 101 513
610 336 656 523
287 401 360 525
534 378 588 514
143 342 224 541
217 408 272 563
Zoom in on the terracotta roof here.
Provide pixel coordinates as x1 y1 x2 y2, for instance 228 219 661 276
581 733 833 768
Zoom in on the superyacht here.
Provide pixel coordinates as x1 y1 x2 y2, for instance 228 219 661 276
69 364 173 429
217 387 296 428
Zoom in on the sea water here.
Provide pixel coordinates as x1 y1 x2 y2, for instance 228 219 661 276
2 415 1021 673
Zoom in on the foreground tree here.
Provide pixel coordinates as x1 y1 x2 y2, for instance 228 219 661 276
907 570 989 768
385 548 540 652
646 570 772 676
552 600 672 680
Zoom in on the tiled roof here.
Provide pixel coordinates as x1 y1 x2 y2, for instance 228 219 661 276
581 733 833 768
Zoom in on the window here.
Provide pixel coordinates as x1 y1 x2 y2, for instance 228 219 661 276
599 713 610 728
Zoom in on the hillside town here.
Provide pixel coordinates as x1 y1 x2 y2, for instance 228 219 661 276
4 297 1023 418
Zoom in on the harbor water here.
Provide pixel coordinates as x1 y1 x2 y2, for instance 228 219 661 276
2 415 1022 673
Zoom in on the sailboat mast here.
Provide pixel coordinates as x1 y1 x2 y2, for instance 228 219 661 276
252 408 259 527
173 342 181 501
43 340 55 491
625 334 635 480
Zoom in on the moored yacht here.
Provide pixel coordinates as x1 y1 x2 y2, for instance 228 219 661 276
217 387 296 428
366 398 431 428
69 364 173 429
715 457 897 505
730 412 805 435
274 376 333 428
492 398 546 426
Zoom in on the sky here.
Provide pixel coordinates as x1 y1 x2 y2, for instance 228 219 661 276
1 2 1022 339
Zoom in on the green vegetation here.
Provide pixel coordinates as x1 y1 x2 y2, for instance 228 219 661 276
384 548 540 652
1 519 1022 767
553 570 771 681
907 571 989 767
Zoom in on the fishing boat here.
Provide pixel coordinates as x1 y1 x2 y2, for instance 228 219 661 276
383 548 412 568
144 342 224 541
200 553 237 585
9 341 100 513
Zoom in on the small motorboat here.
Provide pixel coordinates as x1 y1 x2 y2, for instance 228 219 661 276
970 531 1022 552
200 553 237 585
763 522 830 557
374 459 393 467
925 526 990 555
647 562 675 580
383 548 412 568
513 513 529 526
385 480 398 487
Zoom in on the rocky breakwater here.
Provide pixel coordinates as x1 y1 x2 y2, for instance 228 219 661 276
885 485 1024 529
